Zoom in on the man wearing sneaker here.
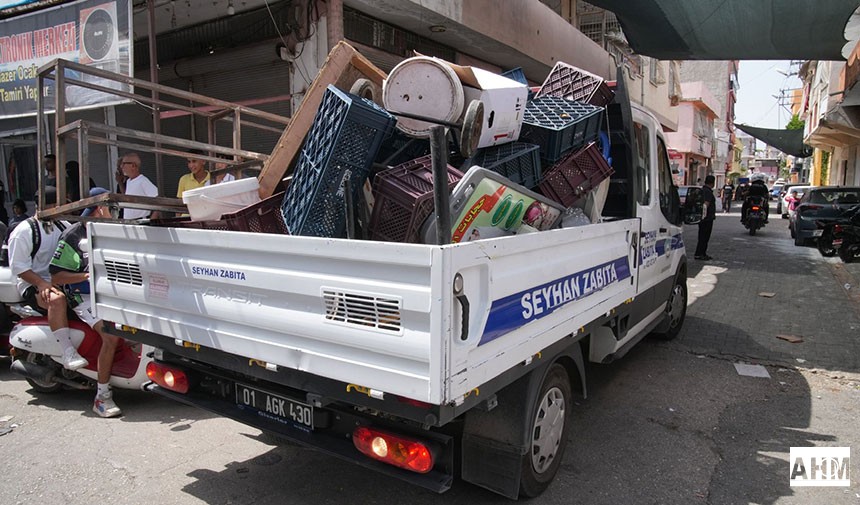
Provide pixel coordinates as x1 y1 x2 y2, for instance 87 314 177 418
694 175 716 261
8 187 87 370
50 189 122 418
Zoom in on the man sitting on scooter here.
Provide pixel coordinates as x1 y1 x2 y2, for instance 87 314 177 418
741 176 770 224
49 188 123 418
8 187 87 370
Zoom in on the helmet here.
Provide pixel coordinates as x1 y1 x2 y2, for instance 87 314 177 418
750 173 768 183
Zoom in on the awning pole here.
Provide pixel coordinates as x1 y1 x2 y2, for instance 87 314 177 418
148 0 163 193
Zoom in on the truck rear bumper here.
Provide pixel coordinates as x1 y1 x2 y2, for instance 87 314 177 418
145 364 455 493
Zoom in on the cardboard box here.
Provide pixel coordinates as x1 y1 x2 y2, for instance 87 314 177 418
447 63 529 149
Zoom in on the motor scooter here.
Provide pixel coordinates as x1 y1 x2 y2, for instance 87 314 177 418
816 204 860 262
8 304 153 394
743 196 767 236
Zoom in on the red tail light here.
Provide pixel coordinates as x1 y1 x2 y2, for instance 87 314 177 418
751 206 760 211
353 426 434 474
146 362 190 394
835 225 843 233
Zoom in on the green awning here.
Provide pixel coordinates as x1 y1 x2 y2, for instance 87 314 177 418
735 124 813 158
586 0 860 60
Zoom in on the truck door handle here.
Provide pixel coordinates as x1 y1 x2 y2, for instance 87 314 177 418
456 293 470 341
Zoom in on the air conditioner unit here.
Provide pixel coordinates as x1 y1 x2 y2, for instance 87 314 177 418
79 2 119 65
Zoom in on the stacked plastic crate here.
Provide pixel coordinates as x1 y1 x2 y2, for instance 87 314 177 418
527 62 615 208
281 85 396 238
370 155 465 243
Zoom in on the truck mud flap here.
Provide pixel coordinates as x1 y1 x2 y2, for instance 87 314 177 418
145 383 455 493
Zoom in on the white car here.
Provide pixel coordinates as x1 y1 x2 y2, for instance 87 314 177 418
781 185 813 219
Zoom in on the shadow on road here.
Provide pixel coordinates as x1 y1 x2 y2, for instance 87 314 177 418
171 340 824 505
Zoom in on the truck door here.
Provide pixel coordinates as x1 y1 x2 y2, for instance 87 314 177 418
633 120 674 319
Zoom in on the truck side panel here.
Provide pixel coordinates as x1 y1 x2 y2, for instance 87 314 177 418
442 219 637 401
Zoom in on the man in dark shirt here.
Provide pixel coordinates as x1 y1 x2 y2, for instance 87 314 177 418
695 175 716 260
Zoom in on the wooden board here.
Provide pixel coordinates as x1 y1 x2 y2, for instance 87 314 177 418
37 193 187 221
257 41 387 199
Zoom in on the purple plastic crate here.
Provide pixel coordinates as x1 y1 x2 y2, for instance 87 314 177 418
282 85 396 238
519 96 603 163
536 62 615 106
151 192 289 234
539 142 614 207
370 155 464 243
466 142 542 188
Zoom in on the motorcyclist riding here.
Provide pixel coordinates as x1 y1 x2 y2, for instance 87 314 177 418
741 175 770 224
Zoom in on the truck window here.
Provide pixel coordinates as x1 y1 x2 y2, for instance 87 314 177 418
634 123 651 206
656 137 677 222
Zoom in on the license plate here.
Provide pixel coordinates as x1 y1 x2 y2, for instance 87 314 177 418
235 383 314 430
812 230 823 237
834 239 843 247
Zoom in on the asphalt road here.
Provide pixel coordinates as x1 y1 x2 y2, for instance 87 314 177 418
1 206 858 504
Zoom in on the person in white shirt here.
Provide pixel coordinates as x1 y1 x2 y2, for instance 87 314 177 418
8 187 86 370
206 154 236 185
119 152 159 219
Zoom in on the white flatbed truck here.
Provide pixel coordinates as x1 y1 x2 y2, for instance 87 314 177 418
88 87 688 499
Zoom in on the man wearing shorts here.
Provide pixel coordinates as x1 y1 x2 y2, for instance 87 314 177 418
8 187 86 370
50 190 122 418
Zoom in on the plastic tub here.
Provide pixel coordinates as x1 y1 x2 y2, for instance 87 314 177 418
182 177 261 221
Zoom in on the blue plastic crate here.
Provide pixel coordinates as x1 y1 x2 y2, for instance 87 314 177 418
282 85 396 238
465 142 542 188
519 96 603 163
501 67 535 101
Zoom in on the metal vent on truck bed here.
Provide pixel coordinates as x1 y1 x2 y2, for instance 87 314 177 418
323 290 402 333
104 260 143 286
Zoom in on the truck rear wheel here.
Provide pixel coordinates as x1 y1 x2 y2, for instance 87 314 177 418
519 364 571 498
651 269 687 340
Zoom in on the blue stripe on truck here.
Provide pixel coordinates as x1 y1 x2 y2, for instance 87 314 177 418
479 256 632 346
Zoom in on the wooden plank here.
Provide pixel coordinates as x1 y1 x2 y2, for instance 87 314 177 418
38 193 187 220
257 41 387 199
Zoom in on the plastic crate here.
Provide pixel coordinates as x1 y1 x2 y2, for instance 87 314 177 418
538 142 615 207
465 142 542 188
375 131 432 167
282 85 396 238
501 67 535 101
519 96 603 163
150 192 289 234
536 62 615 106
370 155 464 243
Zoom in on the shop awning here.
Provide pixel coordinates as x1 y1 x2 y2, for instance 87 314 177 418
586 0 860 60
735 124 813 158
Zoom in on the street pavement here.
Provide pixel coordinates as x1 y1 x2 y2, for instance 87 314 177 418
0 202 858 504
679 204 860 373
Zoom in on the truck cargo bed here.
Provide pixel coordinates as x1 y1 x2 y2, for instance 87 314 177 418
90 219 638 405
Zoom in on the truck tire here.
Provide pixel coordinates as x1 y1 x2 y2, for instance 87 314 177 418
519 364 572 498
651 268 687 341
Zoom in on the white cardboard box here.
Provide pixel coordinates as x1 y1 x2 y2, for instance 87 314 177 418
447 63 529 149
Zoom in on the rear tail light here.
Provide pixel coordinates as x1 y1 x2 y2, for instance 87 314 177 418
751 206 760 211
835 225 843 233
353 426 434 474
146 361 190 394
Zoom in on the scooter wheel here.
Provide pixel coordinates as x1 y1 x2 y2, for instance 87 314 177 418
749 226 756 236
23 353 63 394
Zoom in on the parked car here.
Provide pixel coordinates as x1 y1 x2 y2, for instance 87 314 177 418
791 186 860 246
770 183 784 200
780 184 812 218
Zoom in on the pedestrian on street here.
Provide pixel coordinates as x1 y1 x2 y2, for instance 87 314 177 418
695 175 716 260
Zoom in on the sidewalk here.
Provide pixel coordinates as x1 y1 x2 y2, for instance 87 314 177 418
673 207 860 373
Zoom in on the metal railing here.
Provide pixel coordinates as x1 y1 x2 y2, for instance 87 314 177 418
35 58 291 211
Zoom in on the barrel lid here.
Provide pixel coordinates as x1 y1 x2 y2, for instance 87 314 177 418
383 56 464 138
